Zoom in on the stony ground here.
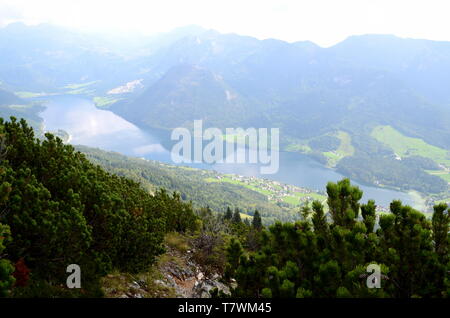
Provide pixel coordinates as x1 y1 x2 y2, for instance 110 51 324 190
101 233 231 298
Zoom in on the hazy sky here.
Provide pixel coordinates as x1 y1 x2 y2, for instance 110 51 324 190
1 0 449 47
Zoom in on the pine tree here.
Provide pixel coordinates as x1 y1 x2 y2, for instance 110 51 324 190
431 203 449 295
224 238 243 281
432 203 449 263
252 210 262 230
224 207 233 220
232 208 242 224
300 203 312 221
228 179 449 298
361 200 376 233
378 200 436 297
311 200 328 235
326 178 362 228
0 223 15 297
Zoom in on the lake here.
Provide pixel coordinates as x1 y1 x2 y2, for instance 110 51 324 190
40 95 421 208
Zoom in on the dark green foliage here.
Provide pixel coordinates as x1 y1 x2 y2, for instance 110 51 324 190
361 200 376 233
326 178 362 228
0 223 15 297
432 204 449 263
224 238 243 281
252 210 263 230
311 200 328 235
0 117 198 296
224 207 233 220
226 179 449 298
0 158 15 296
151 189 198 233
232 208 242 224
377 201 447 297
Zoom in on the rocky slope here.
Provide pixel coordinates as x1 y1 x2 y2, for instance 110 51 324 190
101 233 231 298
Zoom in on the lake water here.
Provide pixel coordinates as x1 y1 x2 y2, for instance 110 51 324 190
40 95 420 208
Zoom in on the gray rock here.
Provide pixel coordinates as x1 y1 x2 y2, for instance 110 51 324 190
137 279 147 288
193 279 231 298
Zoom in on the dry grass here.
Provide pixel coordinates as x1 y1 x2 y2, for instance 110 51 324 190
100 267 176 298
165 232 190 253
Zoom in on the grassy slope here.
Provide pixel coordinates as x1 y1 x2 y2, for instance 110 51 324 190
371 125 450 166
426 170 450 182
371 125 450 184
15 81 99 99
93 96 121 108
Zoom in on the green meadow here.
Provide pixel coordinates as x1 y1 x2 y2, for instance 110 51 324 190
93 96 121 108
426 170 450 182
371 125 450 166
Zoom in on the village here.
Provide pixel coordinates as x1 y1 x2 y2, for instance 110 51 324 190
214 173 326 205
213 173 391 213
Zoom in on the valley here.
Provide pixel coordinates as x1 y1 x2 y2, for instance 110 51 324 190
0 23 449 216
31 95 424 215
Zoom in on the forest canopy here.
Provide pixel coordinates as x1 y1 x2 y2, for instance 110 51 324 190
0 117 198 297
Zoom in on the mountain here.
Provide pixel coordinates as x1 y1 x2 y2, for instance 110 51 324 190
0 23 449 194
108 30 450 194
113 63 256 130
0 23 216 94
113 31 450 146
329 34 450 106
0 22 154 93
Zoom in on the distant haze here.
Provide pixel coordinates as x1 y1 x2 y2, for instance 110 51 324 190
1 0 450 47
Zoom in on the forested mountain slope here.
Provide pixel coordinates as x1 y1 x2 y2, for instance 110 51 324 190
77 145 300 224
